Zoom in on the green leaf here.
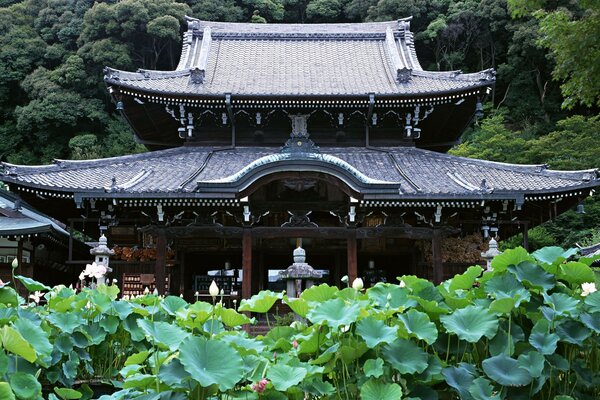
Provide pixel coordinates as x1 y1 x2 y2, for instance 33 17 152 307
9 372 41 400
443 364 477 400
580 312 600 333
543 293 579 317
484 273 530 306
125 350 149 366
283 297 309 318
53 388 82 399
360 379 402 400
161 296 188 315
109 301 133 320
0 382 15 400
449 266 483 291
483 354 533 387
356 316 398 348
368 283 417 310
122 374 155 390
14 275 50 292
558 262 595 286
219 308 252 327
238 290 282 313
300 284 338 302
306 298 360 330
94 283 120 300
440 305 498 343
529 324 559 355
532 247 577 265
99 315 119 334
555 319 591 345
517 351 545 378
382 338 429 375
47 312 84 334
398 309 438 344
0 287 19 306
158 358 191 389
0 326 36 363
364 358 384 378
584 291 600 313
508 262 555 291
469 377 501 400
489 298 516 314
13 318 52 360
491 247 533 272
179 336 244 391
267 364 307 392
137 320 190 351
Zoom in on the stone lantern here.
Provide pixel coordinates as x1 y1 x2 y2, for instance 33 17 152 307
90 234 115 285
279 245 322 298
481 237 502 271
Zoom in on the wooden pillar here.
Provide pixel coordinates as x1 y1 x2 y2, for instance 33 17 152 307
242 228 252 299
68 220 74 262
522 221 529 251
155 230 166 295
347 230 357 284
179 251 186 296
432 230 443 284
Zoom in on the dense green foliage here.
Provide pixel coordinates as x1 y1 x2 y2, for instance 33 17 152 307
0 247 598 398
0 0 598 244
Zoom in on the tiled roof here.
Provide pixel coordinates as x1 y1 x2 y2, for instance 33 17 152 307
0 190 69 237
2 146 597 199
104 17 494 97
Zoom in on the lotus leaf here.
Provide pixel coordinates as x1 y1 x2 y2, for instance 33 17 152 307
122 373 156 389
580 312 600 333
179 336 244 391
283 296 309 318
53 387 82 399
368 283 417 310
360 379 402 400
555 319 591 345
47 312 84 334
364 358 384 378
0 382 15 400
558 262 595 286
10 372 41 399
532 247 577 265
356 316 398 348
442 363 477 400
0 326 36 363
482 354 533 386
158 359 191 389
529 322 559 355
14 275 51 292
160 296 188 315
469 377 501 400
306 298 360 330
440 305 498 342
543 293 579 317
382 338 429 375
489 297 516 314
517 351 545 378
491 247 533 271
14 318 52 361
300 284 338 302
125 351 149 366
398 309 438 344
449 266 483 291
137 320 190 351
508 261 555 291
584 291 600 313
99 315 119 334
238 290 282 313
267 364 307 391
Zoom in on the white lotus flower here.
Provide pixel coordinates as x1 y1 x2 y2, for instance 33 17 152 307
143 287 150 295
78 272 86 281
153 288 158 295
123 295 130 300
341 275 348 283
209 280 219 298
581 282 597 297
399 280 406 288
29 291 44 304
352 277 364 291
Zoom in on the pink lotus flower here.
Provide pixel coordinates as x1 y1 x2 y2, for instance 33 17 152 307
0 280 7 289
292 339 298 349
251 379 269 394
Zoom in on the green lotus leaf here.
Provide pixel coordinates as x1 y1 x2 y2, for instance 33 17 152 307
0 287 18 306
508 262 555 291
368 283 417 309
267 364 307 392
283 296 309 318
109 300 133 320
137 320 190 351
82 322 107 345
584 291 600 313
483 354 533 387
0 326 36 363
398 309 438 344
529 330 559 355
440 305 498 343
449 266 483 291
99 315 119 334
13 318 52 361
558 262 595 287
339 337 368 364
94 283 120 300
413 296 451 316
491 247 533 272
356 316 398 348
0 382 15 400
219 308 252 327
532 247 577 265
301 377 336 396
543 293 579 317
306 298 360 330
553 396 574 400
484 272 530 304
122 373 156 389
468 377 501 400
10 372 41 399
414 354 443 384
238 290 282 313
517 351 545 378
179 336 244 391
300 284 338 302
360 379 402 400
489 298 516 314
184 301 213 323
364 358 384 378
555 319 591 345
47 312 84 334
158 359 191 389
0 349 8 375
161 296 188 315
220 333 265 354
310 342 339 364
125 350 149 366
442 363 477 400
382 338 429 375
14 275 51 292
489 329 514 356
53 387 82 399
580 312 600 333
123 315 145 341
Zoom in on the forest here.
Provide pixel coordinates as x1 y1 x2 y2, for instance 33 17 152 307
0 0 598 249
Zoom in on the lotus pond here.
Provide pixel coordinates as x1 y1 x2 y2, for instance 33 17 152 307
0 246 599 399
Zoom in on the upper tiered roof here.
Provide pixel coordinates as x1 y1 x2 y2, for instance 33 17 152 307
104 17 494 99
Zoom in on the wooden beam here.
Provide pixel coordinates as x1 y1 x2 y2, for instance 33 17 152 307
347 230 358 285
155 229 167 295
242 228 252 299
432 230 443 284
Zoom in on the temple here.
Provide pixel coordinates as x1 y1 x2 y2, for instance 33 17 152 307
1 17 598 299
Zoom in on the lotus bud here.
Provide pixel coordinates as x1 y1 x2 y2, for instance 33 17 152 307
153 288 158 295
341 275 348 283
209 280 219 298
581 282 597 297
292 340 298 349
112 278 118 284
180 293 184 298
352 277 364 291
399 280 406 288
11 258 18 269
144 287 150 295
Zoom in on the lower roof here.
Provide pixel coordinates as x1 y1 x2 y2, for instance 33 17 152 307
2 146 598 202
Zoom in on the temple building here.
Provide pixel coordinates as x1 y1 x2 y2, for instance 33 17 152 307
2 17 598 299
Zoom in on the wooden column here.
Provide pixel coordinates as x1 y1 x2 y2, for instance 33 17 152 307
242 228 252 299
432 230 443 284
155 230 167 295
347 230 358 285
522 221 529 251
